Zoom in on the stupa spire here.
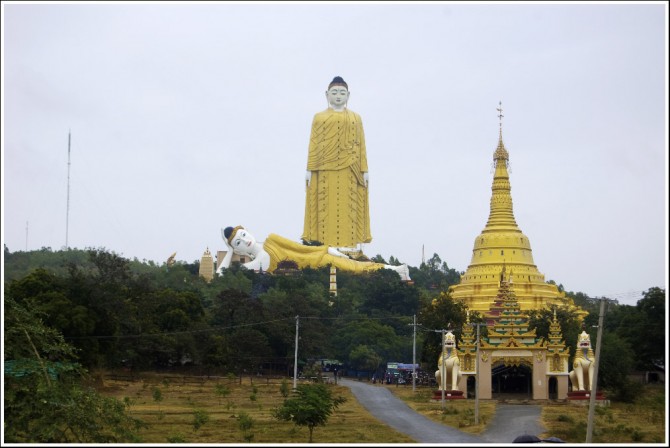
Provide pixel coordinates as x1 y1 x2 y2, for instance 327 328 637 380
487 102 516 230
448 102 584 318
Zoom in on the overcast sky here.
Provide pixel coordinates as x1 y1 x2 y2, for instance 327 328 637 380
2 2 667 306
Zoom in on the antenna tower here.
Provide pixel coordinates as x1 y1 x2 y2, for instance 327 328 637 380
66 130 71 249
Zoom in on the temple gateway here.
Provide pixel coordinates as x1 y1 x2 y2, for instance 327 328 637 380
456 270 571 400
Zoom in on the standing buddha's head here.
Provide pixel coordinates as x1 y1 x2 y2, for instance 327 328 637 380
326 76 349 110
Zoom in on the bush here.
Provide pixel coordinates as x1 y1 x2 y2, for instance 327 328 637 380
167 433 187 443
192 409 210 432
280 379 290 397
631 429 644 442
557 414 574 423
238 411 255 441
609 377 637 403
441 406 459 415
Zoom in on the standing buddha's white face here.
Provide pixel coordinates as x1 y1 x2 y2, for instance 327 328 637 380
230 228 256 255
326 86 349 110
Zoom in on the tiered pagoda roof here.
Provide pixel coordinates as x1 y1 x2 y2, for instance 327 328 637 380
480 268 545 350
458 311 478 374
546 308 570 373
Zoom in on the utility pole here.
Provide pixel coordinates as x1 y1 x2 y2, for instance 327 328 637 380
433 328 447 409
470 322 487 425
586 298 609 443
293 315 299 391
25 221 29 251
408 315 418 392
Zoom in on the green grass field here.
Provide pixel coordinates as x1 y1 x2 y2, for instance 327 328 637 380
387 381 666 444
538 384 666 443
97 372 414 443
97 371 666 444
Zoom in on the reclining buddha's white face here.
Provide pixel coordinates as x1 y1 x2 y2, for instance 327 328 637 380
230 228 257 256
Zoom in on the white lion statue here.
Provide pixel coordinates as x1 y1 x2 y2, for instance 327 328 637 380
435 330 461 391
569 330 596 391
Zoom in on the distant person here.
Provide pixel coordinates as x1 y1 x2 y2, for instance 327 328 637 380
303 76 372 253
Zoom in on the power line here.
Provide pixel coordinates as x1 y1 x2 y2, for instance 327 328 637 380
64 317 294 340
63 314 416 341
593 290 647 304
301 315 412 322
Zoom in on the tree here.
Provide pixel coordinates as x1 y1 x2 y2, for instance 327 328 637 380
260 282 333 362
210 288 262 327
228 327 273 373
426 253 442 271
631 287 665 369
152 387 164 411
192 409 210 432
237 411 255 442
6 268 97 340
273 383 346 443
527 305 583 357
370 254 387 264
596 330 637 402
4 296 145 442
411 253 461 291
357 269 420 317
331 319 406 366
417 291 470 365
349 344 382 372
214 383 231 405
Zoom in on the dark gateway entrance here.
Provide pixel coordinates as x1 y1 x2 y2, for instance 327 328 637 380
548 376 558 399
466 375 476 399
491 363 532 399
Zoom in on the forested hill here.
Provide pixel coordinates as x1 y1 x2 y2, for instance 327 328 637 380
4 246 98 281
3 245 464 372
3 245 462 290
4 245 665 403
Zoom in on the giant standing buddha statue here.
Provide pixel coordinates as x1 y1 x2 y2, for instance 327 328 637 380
449 103 581 316
302 76 372 256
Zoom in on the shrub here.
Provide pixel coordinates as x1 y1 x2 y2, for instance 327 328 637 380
238 411 255 442
167 432 187 443
631 429 644 442
192 409 210 432
280 379 290 397
557 414 574 423
442 406 459 415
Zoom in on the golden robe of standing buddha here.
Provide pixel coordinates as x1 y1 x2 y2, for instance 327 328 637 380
302 76 372 249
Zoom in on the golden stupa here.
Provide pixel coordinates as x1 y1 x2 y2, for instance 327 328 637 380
449 111 580 316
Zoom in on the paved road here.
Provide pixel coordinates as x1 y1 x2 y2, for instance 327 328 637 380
339 378 546 444
480 404 547 443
